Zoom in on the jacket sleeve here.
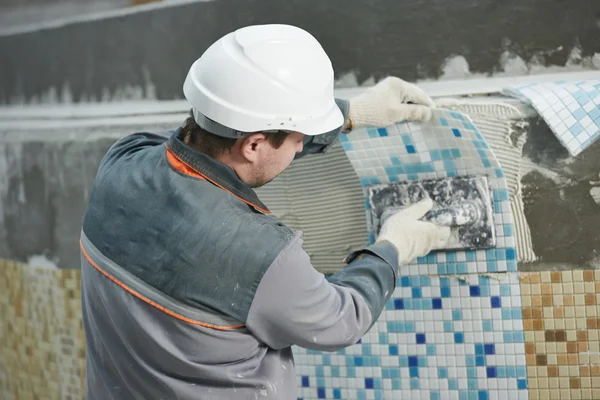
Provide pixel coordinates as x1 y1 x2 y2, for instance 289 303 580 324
294 98 349 159
245 232 398 351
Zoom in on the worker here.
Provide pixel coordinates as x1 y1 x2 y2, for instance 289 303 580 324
80 24 450 400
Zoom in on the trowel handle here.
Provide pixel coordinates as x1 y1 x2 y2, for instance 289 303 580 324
423 201 481 227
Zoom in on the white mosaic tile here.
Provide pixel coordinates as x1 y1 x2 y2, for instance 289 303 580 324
503 80 600 156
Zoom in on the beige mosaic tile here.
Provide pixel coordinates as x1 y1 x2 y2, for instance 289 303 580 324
521 270 600 400
0 259 85 400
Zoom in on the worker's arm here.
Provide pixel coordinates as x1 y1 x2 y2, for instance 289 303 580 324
245 199 450 352
245 232 396 351
296 77 436 159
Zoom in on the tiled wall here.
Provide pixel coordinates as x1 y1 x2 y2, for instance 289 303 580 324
0 259 85 400
294 273 528 400
521 270 600 400
1 260 600 399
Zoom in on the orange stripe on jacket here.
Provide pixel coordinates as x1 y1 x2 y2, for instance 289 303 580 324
165 145 271 214
80 241 245 331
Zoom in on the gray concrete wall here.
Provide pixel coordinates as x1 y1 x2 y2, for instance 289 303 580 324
520 118 600 270
0 123 176 269
0 131 115 268
1 0 599 104
0 0 129 30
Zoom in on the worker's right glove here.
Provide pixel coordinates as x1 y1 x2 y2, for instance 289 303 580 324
376 198 451 266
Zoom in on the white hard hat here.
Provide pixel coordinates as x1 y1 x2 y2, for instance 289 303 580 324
183 24 344 138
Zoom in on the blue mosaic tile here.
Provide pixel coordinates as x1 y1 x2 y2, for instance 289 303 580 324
293 273 526 400
503 80 600 156
293 109 526 400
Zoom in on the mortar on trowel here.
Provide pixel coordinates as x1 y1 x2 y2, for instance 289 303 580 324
368 175 496 251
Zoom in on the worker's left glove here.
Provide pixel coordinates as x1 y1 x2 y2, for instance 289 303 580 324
347 77 435 129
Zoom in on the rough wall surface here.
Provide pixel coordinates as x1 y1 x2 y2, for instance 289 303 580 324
1 0 599 104
0 139 110 268
0 123 175 269
520 118 600 270
0 0 129 30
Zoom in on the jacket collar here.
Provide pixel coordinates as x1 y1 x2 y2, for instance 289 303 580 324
166 128 270 214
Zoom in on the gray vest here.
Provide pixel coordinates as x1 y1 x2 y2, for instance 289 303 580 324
81 130 298 399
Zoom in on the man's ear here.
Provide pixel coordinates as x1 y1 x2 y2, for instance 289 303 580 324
239 133 267 162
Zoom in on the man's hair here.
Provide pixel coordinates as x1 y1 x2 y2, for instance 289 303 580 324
181 110 292 157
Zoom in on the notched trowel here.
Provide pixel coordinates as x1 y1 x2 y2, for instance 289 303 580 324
367 176 496 251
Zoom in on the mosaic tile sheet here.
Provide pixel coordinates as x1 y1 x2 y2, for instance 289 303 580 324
293 109 526 400
503 80 600 156
339 108 517 276
521 270 600 400
294 274 527 400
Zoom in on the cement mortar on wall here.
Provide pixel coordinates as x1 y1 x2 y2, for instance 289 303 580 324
519 118 600 271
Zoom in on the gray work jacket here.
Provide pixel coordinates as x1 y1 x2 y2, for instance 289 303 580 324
80 99 399 399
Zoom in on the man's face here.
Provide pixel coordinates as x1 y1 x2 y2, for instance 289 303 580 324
247 131 304 188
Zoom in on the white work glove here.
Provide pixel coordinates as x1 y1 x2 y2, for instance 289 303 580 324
348 77 435 129
376 198 451 266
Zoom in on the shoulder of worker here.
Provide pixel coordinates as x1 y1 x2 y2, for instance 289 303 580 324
99 130 175 168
